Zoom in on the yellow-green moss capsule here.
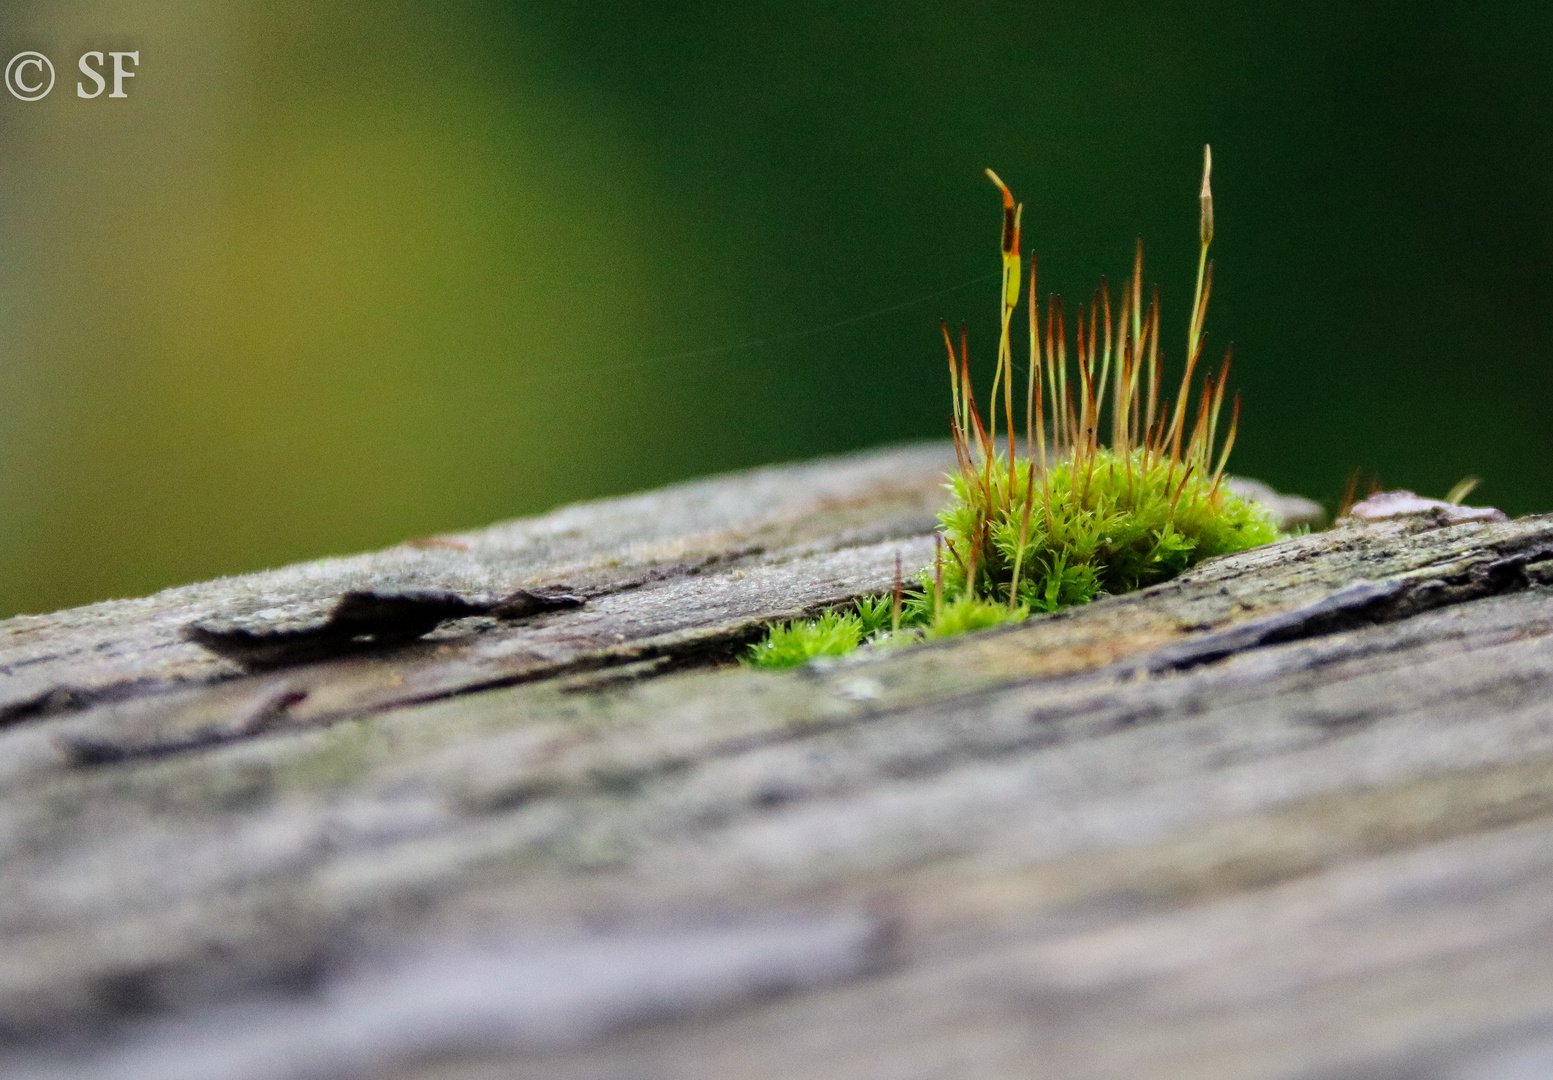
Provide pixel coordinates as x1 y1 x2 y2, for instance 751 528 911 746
1004 251 1022 307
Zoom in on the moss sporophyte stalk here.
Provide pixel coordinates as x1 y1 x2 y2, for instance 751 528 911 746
745 146 1280 670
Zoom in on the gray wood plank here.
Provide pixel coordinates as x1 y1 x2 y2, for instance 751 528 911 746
0 443 1546 1080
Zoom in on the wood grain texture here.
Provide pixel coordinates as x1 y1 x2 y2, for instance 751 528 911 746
0 443 1546 1080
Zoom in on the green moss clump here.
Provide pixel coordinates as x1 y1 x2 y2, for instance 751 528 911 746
931 448 1277 612
919 593 1025 637
748 145 1280 670
744 610 867 669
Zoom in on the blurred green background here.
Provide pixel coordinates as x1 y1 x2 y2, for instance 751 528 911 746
1 1 1550 617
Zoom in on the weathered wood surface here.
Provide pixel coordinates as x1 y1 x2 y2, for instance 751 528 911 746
4 443 1553 1080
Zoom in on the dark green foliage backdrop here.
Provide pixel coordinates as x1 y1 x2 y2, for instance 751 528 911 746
0 1 1549 616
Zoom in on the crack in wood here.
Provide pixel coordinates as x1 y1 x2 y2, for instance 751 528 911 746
184 588 585 669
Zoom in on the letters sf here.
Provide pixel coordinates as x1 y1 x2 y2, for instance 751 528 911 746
3 51 139 101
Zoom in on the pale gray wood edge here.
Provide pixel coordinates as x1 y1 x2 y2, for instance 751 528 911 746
0 443 1320 769
0 442 958 715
